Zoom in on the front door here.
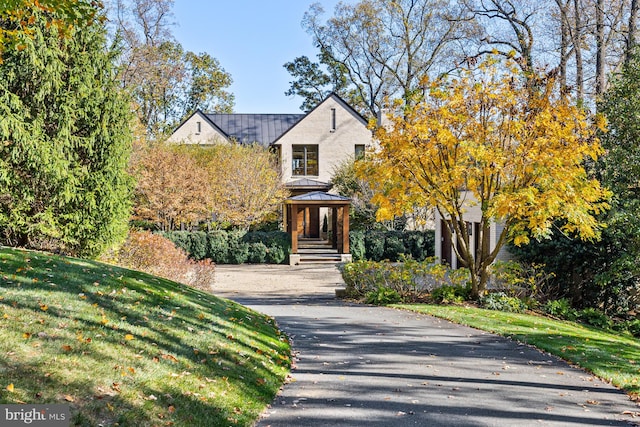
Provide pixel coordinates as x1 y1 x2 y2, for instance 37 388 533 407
297 207 320 238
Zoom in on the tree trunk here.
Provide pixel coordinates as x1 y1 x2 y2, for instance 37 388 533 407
595 0 606 97
627 0 639 66
573 0 584 105
555 0 570 94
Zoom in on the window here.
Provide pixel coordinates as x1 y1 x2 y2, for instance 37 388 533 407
292 145 319 176
330 108 336 132
355 144 366 159
196 121 201 134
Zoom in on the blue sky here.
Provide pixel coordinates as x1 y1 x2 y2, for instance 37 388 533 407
172 1 346 113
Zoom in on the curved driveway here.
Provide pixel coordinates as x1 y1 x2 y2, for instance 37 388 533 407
214 264 640 427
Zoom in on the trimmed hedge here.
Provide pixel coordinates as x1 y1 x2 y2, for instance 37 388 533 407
162 230 291 264
163 228 435 264
350 229 435 262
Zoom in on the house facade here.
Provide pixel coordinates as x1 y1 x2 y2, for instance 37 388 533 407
168 93 373 243
434 192 512 269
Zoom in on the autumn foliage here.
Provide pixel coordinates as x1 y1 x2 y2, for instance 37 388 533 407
131 143 213 231
364 59 611 297
104 230 215 291
192 143 289 229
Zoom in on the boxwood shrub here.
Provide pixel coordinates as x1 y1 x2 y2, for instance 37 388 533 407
162 230 291 264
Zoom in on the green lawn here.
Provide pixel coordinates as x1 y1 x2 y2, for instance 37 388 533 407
396 304 640 396
0 247 290 426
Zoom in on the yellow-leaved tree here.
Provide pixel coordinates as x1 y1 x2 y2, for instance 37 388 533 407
363 59 611 299
193 143 289 230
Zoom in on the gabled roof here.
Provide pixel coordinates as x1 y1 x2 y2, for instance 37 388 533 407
272 92 369 145
206 114 304 147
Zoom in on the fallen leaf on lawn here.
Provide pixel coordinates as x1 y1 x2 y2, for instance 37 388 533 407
256 378 266 385
161 354 178 362
39 304 48 311
23 332 32 339
124 334 134 341
62 345 73 352
168 405 176 413
6 383 14 392
64 394 74 402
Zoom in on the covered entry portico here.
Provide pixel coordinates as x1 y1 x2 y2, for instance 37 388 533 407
284 191 352 265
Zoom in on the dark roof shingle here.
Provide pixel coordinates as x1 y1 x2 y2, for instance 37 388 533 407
206 114 304 147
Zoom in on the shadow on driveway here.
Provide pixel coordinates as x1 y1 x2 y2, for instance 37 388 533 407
213 264 639 427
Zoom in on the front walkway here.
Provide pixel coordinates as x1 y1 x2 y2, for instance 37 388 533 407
213 264 639 427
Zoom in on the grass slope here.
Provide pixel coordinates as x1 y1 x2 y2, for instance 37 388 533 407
0 247 290 426
399 304 640 396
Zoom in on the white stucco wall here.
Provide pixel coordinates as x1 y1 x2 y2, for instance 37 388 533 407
276 95 373 184
167 111 228 145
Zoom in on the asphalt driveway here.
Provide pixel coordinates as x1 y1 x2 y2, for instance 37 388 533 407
213 264 640 427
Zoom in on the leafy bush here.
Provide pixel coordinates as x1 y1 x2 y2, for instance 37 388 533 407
490 260 556 299
188 231 208 260
340 258 468 302
480 292 527 313
577 308 613 329
207 230 230 263
383 231 405 260
364 231 386 261
624 319 640 338
543 298 577 320
353 229 435 262
104 231 215 291
365 286 402 305
247 242 268 263
431 284 470 304
349 230 366 261
404 231 435 261
225 229 249 264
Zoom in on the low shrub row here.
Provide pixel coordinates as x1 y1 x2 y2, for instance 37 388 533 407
349 229 435 262
340 257 470 303
162 230 291 264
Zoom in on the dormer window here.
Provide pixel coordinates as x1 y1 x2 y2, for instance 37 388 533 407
330 108 336 132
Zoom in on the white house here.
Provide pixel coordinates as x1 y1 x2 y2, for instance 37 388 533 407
168 93 373 259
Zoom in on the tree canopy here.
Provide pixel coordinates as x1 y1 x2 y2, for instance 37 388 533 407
0 4 133 257
362 59 610 298
109 0 234 138
0 0 100 61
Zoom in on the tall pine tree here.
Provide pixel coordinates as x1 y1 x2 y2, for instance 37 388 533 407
0 5 133 257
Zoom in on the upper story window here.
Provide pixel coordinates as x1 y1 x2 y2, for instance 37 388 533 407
196 121 202 134
292 145 318 176
330 108 336 132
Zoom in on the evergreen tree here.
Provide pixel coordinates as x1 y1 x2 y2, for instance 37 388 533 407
0 5 133 257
